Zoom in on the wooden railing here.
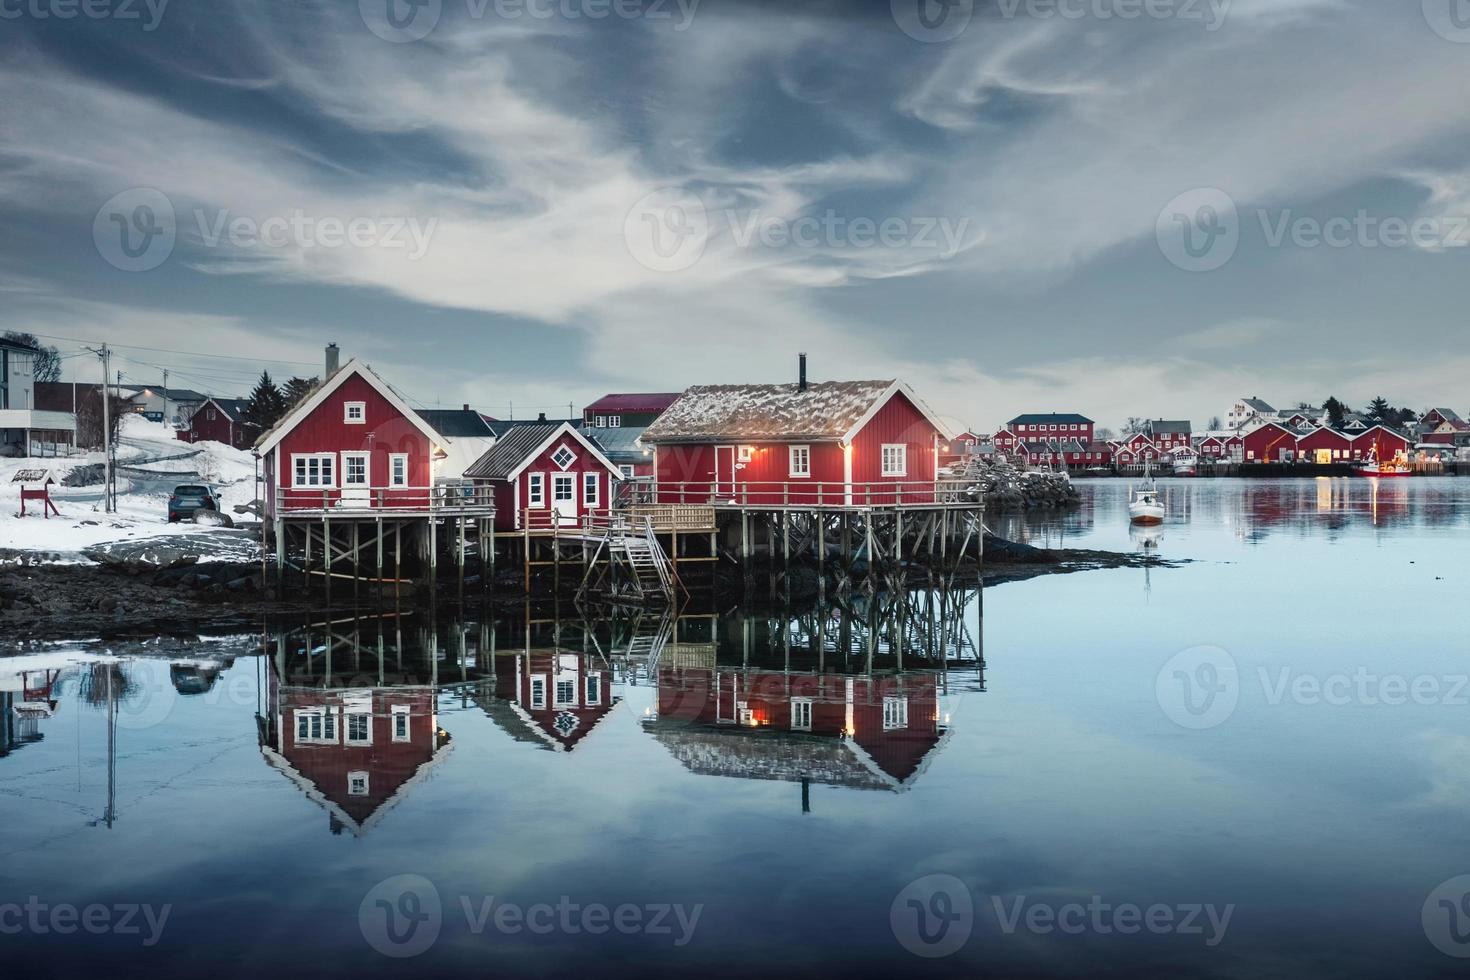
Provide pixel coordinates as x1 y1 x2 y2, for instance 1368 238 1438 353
275 483 497 516
643 480 978 508
515 506 716 533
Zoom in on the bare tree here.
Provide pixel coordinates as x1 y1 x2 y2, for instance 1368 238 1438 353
3 331 61 382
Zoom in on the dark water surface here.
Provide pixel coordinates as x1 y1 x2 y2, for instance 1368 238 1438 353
3 478 1469 977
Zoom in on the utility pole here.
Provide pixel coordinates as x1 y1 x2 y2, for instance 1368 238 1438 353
98 345 115 513
162 369 169 427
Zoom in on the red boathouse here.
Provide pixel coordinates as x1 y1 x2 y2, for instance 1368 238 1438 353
465 421 622 531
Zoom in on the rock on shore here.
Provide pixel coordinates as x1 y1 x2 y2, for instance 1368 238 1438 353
954 460 1082 512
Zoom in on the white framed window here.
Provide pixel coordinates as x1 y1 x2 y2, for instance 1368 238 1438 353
881 444 907 477
292 453 336 488
583 471 600 507
551 445 577 470
607 415 620 428
344 401 366 424
552 473 575 505
585 673 601 706
294 708 337 744
618 465 635 480
788 444 811 478
883 697 908 731
206 408 216 421
391 706 410 742
342 451 369 487
595 415 607 428
346 711 371 745
348 771 369 797
389 453 409 488
555 677 576 707
791 698 812 731
528 473 545 507
530 675 547 709
737 446 753 462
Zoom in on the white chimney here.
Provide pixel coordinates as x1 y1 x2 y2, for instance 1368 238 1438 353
325 343 340 377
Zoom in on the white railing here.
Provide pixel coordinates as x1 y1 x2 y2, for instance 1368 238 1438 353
641 479 978 508
275 483 497 516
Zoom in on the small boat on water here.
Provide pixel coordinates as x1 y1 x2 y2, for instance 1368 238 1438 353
1354 445 1413 478
1128 460 1165 526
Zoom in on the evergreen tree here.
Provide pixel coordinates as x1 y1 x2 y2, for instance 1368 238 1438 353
1367 396 1391 420
1323 397 1346 428
246 371 287 433
282 376 319 409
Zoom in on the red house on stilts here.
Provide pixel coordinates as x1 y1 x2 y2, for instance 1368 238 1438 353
464 421 623 531
641 356 955 507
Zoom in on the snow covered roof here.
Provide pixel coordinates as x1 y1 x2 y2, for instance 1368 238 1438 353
642 380 953 444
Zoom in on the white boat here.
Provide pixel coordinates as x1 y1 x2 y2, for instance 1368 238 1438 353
1128 460 1165 526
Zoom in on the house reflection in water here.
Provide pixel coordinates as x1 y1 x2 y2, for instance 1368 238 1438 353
0 659 63 758
472 647 619 752
644 667 951 798
257 623 455 836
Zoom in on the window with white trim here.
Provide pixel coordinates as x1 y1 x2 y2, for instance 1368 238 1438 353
206 408 216 421
343 452 369 487
390 453 409 488
292 453 336 488
595 415 607 428
528 473 545 507
344 401 366 424
583 471 600 507
618 465 634 480
585 673 601 706
791 698 812 731
551 445 576 470
555 677 576 707
881 444 907 477
883 697 908 731
530 675 547 709
346 711 371 745
788 445 811 478
737 446 753 462
607 415 620 428
348 771 369 797
294 708 337 744
391 706 410 742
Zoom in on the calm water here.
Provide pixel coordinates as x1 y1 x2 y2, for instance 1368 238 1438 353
3 478 1469 978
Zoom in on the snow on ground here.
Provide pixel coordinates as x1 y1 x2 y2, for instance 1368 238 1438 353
0 416 261 561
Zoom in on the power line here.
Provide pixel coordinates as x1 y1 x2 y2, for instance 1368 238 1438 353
24 330 320 368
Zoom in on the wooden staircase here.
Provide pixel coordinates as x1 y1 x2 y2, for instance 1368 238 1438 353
577 515 680 606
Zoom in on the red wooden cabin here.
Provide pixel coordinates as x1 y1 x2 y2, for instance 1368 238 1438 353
642 372 955 507
1242 422 1299 462
177 397 251 449
257 358 492 520
481 649 617 752
1352 425 1410 461
258 680 451 836
1296 426 1354 463
465 421 622 531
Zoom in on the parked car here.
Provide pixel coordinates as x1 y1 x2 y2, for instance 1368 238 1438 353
168 484 220 522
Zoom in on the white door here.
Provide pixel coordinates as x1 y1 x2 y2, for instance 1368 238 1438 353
341 452 371 506
551 473 577 525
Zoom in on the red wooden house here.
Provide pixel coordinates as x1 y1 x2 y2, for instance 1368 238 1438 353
642 368 955 507
1352 425 1410 461
1007 413 1095 445
480 649 617 752
1122 433 1160 463
1197 436 1228 459
258 358 492 519
646 667 946 792
939 430 983 467
1242 422 1299 462
258 679 451 836
1148 420 1192 451
177 397 252 449
1296 426 1355 463
991 427 1021 456
465 421 622 531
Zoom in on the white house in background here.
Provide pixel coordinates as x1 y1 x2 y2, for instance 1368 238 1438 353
0 338 76 457
1227 397 1276 432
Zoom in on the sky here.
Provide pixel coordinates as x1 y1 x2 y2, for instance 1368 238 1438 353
2 0 1468 432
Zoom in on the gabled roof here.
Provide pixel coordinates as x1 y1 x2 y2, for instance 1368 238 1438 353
642 380 954 444
1425 407 1463 423
199 397 250 422
1149 419 1192 434
464 422 620 481
583 393 682 415
1241 397 1275 413
254 359 443 455
487 417 581 438
419 409 495 438
1008 413 1093 426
